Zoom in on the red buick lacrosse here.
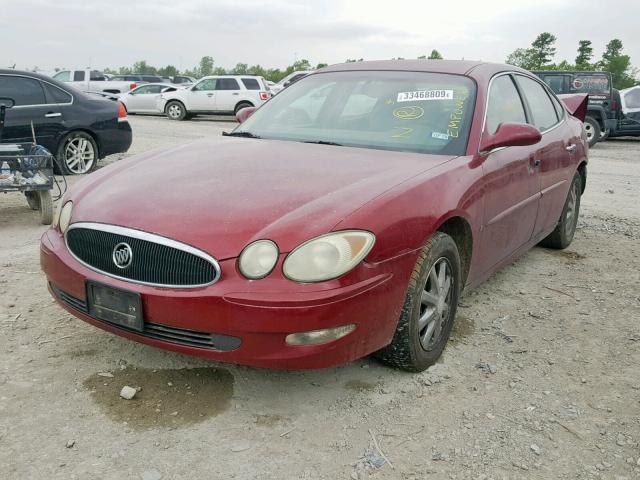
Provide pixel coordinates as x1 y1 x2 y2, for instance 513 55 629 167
41 60 588 371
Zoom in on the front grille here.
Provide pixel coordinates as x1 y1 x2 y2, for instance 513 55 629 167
52 284 240 351
66 223 220 288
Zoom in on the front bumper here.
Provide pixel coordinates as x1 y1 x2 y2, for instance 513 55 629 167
40 229 415 369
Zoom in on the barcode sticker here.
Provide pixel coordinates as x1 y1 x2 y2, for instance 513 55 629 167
397 90 454 102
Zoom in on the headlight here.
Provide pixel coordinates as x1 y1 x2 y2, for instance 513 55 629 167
283 230 375 283
58 201 73 233
238 239 279 279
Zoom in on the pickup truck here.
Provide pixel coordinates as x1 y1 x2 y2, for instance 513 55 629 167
50 70 137 94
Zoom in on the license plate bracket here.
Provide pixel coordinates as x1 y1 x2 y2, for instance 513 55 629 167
86 281 143 332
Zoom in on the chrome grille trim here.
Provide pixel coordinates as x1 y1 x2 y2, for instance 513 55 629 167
65 222 221 288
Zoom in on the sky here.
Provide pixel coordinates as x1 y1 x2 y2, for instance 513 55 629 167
1 0 638 73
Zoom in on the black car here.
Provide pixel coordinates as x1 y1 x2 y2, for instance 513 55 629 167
0 70 132 175
533 70 617 147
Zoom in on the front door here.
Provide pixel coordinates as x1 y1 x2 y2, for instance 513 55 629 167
477 74 540 274
188 79 217 111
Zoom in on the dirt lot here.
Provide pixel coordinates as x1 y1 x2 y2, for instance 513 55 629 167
1 116 639 480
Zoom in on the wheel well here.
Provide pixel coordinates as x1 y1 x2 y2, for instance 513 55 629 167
577 161 587 194
437 217 473 286
235 101 254 113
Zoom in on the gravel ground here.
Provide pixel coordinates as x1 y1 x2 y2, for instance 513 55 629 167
1 117 639 480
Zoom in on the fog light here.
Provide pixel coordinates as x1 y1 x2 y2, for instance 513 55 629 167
285 324 356 346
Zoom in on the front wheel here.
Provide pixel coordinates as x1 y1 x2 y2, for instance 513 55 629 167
56 132 98 175
584 116 601 148
38 190 53 225
375 232 461 372
539 172 582 249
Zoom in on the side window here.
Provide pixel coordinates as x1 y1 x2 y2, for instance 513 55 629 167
485 75 527 134
516 76 559 131
541 75 569 94
73 71 85 81
549 92 565 120
42 82 73 104
192 79 216 91
0 75 46 106
216 78 240 90
53 71 71 82
241 78 260 90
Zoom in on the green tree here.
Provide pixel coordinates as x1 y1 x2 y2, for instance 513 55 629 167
158 65 179 77
315 63 328 69
427 49 443 60
529 32 557 69
599 39 636 89
506 48 536 69
575 40 593 70
132 60 156 74
198 56 215 77
232 63 249 74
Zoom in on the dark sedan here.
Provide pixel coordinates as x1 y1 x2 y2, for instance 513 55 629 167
0 70 132 174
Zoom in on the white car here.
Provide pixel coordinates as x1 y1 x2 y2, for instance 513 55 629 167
159 76 270 120
119 83 181 114
269 71 313 95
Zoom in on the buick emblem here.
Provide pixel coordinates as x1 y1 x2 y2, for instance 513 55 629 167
112 242 133 269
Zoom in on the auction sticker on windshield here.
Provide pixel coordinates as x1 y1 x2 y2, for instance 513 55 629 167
397 90 454 102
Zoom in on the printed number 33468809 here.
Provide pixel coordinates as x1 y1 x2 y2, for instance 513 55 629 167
397 90 454 102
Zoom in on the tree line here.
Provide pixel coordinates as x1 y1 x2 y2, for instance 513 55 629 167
99 50 444 83
506 33 638 89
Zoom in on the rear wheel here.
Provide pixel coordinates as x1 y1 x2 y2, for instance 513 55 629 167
375 232 461 372
584 116 601 148
540 172 582 249
234 101 254 116
25 191 39 210
56 132 98 175
166 101 186 121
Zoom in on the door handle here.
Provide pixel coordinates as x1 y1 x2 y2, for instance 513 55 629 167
565 144 577 152
45 112 62 118
232 92 239 95
206 93 214 97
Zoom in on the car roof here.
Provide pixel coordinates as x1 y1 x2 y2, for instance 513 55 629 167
318 60 530 78
200 75 263 79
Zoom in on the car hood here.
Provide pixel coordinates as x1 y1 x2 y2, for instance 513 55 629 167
70 137 453 260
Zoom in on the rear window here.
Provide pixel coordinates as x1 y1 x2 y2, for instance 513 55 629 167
241 78 261 90
43 82 73 104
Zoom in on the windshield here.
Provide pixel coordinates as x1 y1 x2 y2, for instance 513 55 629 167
235 71 476 155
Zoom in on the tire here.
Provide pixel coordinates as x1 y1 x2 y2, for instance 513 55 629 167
25 191 39 210
38 190 53 225
234 102 254 116
375 232 461 372
584 116 601 148
539 172 582 249
56 131 98 175
165 101 186 121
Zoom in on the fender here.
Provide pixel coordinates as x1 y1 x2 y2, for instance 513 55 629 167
557 94 589 122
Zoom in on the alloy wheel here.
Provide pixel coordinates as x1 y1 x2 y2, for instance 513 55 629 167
565 181 579 238
64 137 95 174
167 104 182 119
418 257 453 350
584 123 594 142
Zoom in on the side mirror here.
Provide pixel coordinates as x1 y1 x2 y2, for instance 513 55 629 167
236 106 257 124
0 97 15 108
479 122 541 154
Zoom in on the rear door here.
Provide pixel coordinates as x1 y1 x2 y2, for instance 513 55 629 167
514 74 575 238
477 74 540 273
214 78 241 112
0 74 64 151
127 84 167 112
188 79 217 111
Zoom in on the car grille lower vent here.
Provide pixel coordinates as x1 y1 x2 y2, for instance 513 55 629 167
65 223 220 288
51 284 240 351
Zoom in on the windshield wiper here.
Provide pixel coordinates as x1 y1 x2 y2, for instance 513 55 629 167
301 140 343 146
222 131 261 139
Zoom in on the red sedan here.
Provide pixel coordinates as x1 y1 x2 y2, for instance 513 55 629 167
41 60 588 371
